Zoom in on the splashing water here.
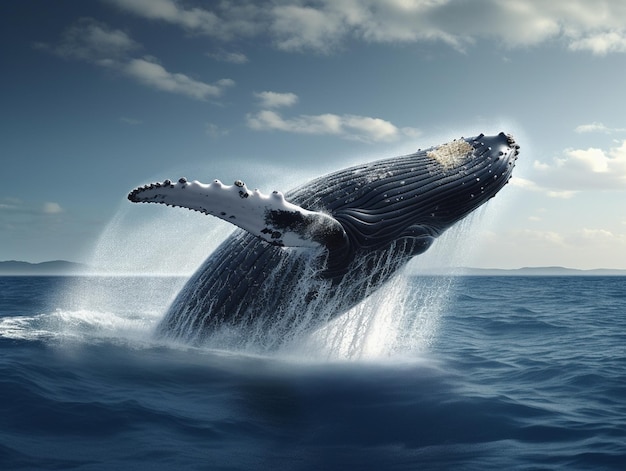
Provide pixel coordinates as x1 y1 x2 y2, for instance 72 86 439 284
280 215 482 361
161 216 483 359
285 274 448 360
2 196 494 359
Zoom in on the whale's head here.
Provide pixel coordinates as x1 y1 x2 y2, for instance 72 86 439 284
410 132 518 233
308 132 518 256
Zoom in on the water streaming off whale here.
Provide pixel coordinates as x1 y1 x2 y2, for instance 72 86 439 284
22 207 481 360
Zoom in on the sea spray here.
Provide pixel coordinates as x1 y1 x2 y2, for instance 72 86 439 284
178 233 458 358
86 203 234 276
287 264 455 360
47 204 233 345
50 192 492 358
164 236 420 353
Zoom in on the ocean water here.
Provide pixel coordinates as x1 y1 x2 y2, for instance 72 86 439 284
0 274 624 470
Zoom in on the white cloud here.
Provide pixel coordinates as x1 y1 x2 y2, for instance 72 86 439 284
206 50 249 64
254 91 299 108
0 198 20 212
38 18 234 102
567 228 626 250
247 110 341 135
575 122 612 134
546 190 577 199
477 227 626 269
575 122 626 134
565 147 611 173
509 176 579 198
120 117 142 125
105 0 626 55
578 228 618 241
42 202 63 214
529 140 626 191
569 31 626 55
34 17 140 63
124 58 234 100
270 4 347 52
205 123 229 138
510 176 540 191
107 0 219 30
246 109 414 142
105 0 263 40
0 198 64 216
400 127 422 138
517 229 567 247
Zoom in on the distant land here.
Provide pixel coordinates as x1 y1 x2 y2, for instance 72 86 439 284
447 266 626 276
0 260 90 275
1 260 626 276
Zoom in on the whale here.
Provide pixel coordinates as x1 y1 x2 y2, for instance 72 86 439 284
129 132 519 349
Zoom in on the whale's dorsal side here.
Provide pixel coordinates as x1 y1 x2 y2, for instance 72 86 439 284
128 177 349 250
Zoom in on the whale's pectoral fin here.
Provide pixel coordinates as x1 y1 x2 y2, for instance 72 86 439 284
128 178 348 249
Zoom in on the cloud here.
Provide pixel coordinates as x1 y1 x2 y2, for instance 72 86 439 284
246 109 416 143
105 0 263 40
254 91 299 108
124 58 234 100
34 17 140 63
575 122 612 134
578 228 621 241
575 122 626 134
517 229 567 247
206 50 249 64
509 177 578 198
0 198 64 216
269 4 348 52
42 202 63 214
246 93 420 142
476 226 626 269
508 227 626 251
546 190 577 199
105 0 626 55
38 18 234 101
120 117 142 125
530 140 626 191
509 176 540 191
0 198 21 212
569 31 626 55
205 123 229 138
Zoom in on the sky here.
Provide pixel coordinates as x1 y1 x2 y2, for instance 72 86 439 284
1 0 626 271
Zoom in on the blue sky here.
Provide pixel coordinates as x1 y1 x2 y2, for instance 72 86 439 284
2 0 626 270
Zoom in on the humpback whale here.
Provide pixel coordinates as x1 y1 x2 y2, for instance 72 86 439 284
129 132 518 349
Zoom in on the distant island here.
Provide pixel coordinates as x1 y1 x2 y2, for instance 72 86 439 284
2 260 626 276
443 266 626 276
0 260 90 275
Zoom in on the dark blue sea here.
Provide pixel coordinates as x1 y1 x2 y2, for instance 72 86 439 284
1 274 624 470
